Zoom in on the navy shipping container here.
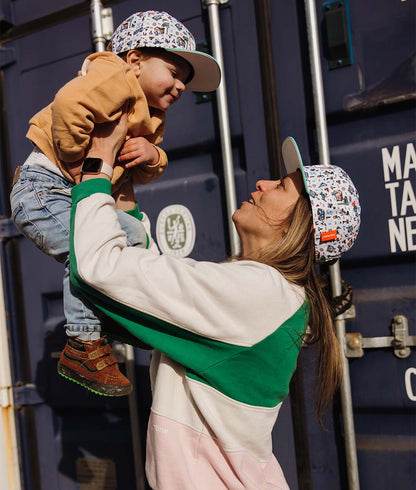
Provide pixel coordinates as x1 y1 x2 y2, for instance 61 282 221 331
0 1 414 489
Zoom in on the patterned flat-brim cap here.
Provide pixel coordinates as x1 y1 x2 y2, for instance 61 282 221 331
282 137 361 262
110 10 221 92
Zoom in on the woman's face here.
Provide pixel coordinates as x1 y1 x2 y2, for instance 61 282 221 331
233 171 305 251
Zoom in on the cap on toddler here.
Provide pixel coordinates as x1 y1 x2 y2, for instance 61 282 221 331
282 137 361 262
110 10 221 93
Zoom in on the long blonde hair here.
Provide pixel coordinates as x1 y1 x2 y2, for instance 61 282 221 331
242 195 343 424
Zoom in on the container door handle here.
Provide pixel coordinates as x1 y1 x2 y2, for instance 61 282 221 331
405 367 416 401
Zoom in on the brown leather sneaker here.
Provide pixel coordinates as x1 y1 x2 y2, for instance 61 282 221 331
57 337 132 396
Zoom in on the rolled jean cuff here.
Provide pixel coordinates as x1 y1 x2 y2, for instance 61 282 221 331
65 325 101 333
65 325 101 341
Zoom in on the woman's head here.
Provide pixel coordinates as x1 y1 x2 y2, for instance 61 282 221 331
232 171 307 258
234 138 361 264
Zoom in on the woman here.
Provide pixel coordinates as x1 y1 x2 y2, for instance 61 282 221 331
68 116 361 489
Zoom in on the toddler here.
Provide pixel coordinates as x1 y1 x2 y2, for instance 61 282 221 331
10 10 220 397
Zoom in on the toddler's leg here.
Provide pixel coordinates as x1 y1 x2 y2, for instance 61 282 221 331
62 181 151 393
63 262 101 340
10 160 131 396
113 177 149 249
10 163 102 336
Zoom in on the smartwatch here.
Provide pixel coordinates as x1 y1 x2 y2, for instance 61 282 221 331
81 157 113 179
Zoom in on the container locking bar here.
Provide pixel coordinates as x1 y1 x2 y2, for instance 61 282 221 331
345 315 415 359
202 0 240 256
304 0 359 487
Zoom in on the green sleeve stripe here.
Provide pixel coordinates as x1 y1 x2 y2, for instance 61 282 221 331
71 178 111 204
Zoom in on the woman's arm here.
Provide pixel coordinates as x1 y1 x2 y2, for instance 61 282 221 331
71 118 306 368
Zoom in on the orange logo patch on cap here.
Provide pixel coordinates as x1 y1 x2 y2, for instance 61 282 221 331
321 230 337 242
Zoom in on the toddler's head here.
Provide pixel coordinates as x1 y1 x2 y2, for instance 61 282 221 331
109 11 221 110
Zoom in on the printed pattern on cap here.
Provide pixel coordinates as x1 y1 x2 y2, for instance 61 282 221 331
111 11 196 54
303 165 361 262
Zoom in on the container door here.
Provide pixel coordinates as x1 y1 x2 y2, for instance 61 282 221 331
1 2 143 488
269 1 415 488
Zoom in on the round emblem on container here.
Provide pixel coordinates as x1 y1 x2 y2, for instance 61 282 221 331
156 205 196 257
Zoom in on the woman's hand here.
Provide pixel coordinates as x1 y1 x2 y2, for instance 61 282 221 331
118 137 160 168
64 112 128 184
87 112 129 165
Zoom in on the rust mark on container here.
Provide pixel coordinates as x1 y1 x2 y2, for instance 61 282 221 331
356 434 416 452
1 405 17 489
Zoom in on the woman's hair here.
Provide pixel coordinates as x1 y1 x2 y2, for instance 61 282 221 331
246 195 343 425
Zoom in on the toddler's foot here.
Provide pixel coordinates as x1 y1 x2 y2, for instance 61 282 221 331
57 336 132 396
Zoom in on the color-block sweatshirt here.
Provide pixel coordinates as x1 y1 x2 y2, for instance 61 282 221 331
27 51 168 189
70 179 309 490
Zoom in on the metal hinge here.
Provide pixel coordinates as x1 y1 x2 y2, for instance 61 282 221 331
345 315 416 359
0 217 21 240
91 4 113 44
0 46 16 68
0 385 13 408
338 304 356 320
13 383 44 407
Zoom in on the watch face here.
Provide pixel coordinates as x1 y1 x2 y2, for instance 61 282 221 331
82 158 102 173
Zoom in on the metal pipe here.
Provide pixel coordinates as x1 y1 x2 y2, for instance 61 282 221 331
89 4 144 488
304 1 360 489
204 0 241 255
329 262 360 490
304 0 330 166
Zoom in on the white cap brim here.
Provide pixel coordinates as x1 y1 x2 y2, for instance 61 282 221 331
166 48 221 93
282 137 310 194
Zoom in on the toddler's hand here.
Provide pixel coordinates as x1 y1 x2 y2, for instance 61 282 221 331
118 137 159 169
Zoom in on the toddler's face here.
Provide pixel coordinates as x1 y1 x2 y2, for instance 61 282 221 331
135 52 192 111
